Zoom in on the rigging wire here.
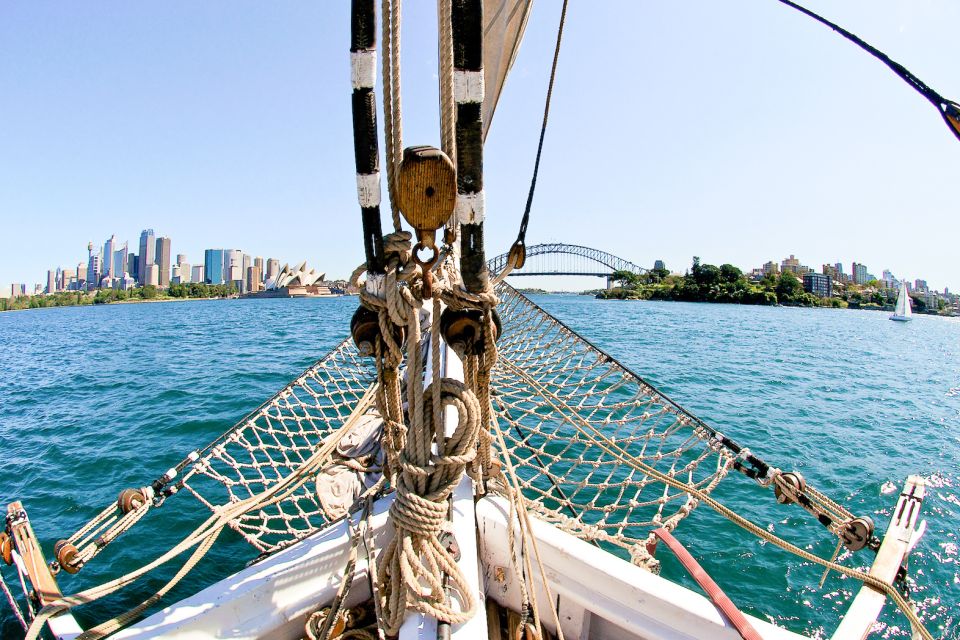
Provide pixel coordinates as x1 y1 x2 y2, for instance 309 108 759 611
776 0 960 143
506 0 570 272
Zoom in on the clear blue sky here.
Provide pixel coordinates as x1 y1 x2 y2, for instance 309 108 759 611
2 1 957 292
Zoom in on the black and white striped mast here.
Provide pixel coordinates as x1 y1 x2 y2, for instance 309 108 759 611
450 0 488 293
350 0 385 276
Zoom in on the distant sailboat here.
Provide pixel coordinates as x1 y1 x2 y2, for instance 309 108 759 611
892 280 913 321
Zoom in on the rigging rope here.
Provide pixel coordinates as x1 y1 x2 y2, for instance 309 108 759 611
776 0 960 142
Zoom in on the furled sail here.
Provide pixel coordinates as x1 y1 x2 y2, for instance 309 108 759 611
482 0 534 140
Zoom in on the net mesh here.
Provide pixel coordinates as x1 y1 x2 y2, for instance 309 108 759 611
173 284 734 562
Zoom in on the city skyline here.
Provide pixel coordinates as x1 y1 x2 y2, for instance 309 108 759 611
2 3 958 294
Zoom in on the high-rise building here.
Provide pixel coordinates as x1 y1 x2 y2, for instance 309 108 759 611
914 279 928 293
802 272 832 297
144 263 160 287
240 254 252 293
246 266 262 294
781 255 801 274
192 265 204 283
61 268 75 291
224 250 243 285
113 242 128 279
254 257 264 281
77 263 87 290
176 254 187 265
265 258 280 284
762 261 779 276
138 229 156 286
851 262 869 285
46 270 56 294
103 235 117 278
127 253 138 280
155 237 172 287
88 249 103 291
204 249 225 284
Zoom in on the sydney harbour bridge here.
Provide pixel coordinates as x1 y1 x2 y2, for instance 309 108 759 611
487 243 646 287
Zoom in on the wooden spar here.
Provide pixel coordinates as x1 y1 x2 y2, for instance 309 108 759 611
6 502 82 639
831 475 926 640
452 0 489 293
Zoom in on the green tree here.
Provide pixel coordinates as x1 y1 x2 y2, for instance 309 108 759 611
775 272 802 303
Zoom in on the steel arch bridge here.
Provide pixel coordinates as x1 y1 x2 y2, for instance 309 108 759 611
487 243 646 278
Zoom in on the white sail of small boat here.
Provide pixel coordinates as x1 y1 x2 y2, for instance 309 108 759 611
891 280 912 321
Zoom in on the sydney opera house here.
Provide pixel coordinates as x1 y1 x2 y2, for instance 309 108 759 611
248 261 337 298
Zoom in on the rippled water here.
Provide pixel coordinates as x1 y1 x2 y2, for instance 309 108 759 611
1 295 958 638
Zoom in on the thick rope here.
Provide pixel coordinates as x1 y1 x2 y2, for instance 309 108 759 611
0 569 28 631
381 0 404 231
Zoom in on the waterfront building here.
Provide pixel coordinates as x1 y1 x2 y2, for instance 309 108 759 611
46 270 56 294
179 262 192 283
803 272 832 297
265 258 280 284
851 262 869 285
191 265 204 283
204 249 226 284
246 265 262 294
61 269 75 291
155 237 172 287
254 257 264 282
138 229 156 286
762 261 779 276
924 290 939 311
914 279 928 293
781 255 800 274
103 235 117 278
127 253 138 282
113 243 128 280
144 263 160 287
171 265 183 284
77 264 87 290
88 251 103 291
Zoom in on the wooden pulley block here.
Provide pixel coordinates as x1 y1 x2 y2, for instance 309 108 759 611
54 539 81 574
0 531 12 565
117 488 147 514
840 516 875 551
351 306 404 357
440 308 502 356
396 145 457 249
773 471 805 505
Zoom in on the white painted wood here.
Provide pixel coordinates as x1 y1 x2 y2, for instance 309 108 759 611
477 495 806 640
49 613 83 640
831 475 926 640
114 497 395 640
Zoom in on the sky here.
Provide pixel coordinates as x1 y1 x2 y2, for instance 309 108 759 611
1 1 958 293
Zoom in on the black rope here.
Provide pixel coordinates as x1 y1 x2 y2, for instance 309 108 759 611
777 0 960 142
507 0 570 271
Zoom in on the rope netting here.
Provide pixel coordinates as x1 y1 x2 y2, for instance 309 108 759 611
177 338 377 554
490 283 735 567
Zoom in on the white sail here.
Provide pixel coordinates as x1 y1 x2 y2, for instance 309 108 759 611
892 281 912 321
482 0 534 140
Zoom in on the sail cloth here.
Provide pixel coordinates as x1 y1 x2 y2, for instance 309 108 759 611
482 0 534 140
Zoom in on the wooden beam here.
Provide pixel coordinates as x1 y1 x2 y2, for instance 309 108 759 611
6 501 62 606
831 475 926 640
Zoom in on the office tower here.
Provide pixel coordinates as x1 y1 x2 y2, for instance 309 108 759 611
127 253 138 280
46 270 56 294
192 265 204 283
155 237 172 287
851 262 869 285
246 266 262 293
144 263 160 287
171 264 182 284
224 250 243 285
254 257 264 281
240 254 252 293
265 258 280 284
204 249 225 284
178 262 191 283
103 235 117 278
138 229 156 286
88 251 103 290
113 242 128 279
62 268 75 291
176 254 187 265
77 263 87 290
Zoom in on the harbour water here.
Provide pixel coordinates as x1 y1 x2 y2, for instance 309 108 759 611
1 294 958 638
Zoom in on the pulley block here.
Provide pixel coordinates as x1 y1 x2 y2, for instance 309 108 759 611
840 516 875 552
439 308 502 357
351 306 404 357
117 488 147 514
0 531 12 565
774 471 806 505
54 539 81 574
396 145 457 254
